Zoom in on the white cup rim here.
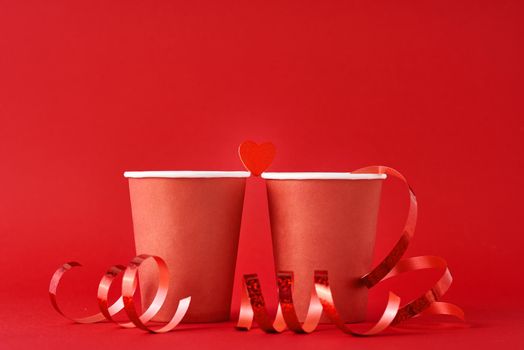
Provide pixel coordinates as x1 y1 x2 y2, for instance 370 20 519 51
261 172 386 180
124 171 250 179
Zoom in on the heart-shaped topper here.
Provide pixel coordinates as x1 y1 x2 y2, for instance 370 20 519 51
238 141 276 176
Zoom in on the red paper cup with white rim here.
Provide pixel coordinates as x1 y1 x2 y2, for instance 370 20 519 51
124 170 249 323
262 171 386 323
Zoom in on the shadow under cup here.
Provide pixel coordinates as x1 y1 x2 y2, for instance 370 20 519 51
125 171 249 323
263 172 386 323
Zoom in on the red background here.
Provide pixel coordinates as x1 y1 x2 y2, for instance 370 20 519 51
1 0 523 348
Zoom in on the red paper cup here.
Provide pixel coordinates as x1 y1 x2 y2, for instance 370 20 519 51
124 171 249 323
262 172 386 323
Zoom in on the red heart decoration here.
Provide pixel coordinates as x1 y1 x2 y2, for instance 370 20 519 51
238 141 276 176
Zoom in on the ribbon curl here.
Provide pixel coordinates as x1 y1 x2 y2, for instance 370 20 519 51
49 254 191 333
237 166 464 335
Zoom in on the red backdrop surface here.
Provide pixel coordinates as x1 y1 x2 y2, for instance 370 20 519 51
1 0 523 349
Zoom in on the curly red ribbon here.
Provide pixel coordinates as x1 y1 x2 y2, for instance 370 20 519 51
49 254 191 333
237 166 464 335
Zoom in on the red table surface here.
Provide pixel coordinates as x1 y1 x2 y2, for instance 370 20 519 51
1 0 523 348
2 294 523 349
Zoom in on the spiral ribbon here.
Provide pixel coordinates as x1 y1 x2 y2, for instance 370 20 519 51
236 166 464 335
49 254 191 333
